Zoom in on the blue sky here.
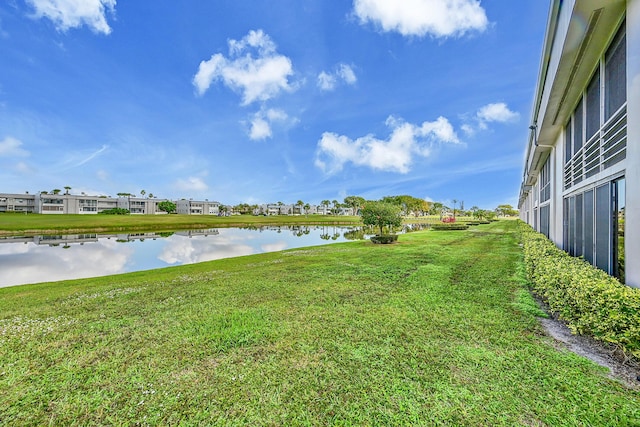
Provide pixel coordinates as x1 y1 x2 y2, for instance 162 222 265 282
0 0 548 209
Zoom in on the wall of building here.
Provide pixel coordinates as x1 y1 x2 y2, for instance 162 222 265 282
625 0 640 287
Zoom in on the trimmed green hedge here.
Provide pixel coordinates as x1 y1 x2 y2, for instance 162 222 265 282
431 224 469 231
520 221 640 358
370 234 398 244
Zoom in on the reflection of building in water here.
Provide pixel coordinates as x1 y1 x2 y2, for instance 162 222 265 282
0 231 183 246
174 229 220 237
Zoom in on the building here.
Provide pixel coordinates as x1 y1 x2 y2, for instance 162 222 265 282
176 199 221 215
518 0 638 287
0 193 37 213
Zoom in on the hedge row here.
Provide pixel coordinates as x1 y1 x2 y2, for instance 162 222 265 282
519 222 640 358
431 224 469 231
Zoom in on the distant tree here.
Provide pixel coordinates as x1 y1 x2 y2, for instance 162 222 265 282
344 196 366 214
321 200 330 214
296 200 304 215
304 203 310 216
495 204 518 217
452 199 458 219
361 201 403 236
52 189 61 195
148 193 154 199
158 200 177 214
64 186 71 195
140 190 146 198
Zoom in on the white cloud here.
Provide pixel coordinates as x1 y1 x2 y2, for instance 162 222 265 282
315 115 459 174
247 108 294 141
353 0 488 38
250 117 272 140
317 64 357 91
476 102 519 123
193 29 294 105
462 102 520 134
173 176 209 192
0 136 30 157
158 235 254 265
26 0 116 34
14 161 34 174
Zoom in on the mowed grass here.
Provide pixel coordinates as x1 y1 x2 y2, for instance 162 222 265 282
0 213 362 235
0 221 638 425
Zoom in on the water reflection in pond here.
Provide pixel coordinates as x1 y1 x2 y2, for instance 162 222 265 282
0 224 431 288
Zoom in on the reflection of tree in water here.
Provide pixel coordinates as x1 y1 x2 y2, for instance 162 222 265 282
320 225 331 240
343 228 366 241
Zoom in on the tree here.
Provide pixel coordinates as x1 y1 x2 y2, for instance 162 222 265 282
344 196 366 215
157 200 176 214
140 190 146 198
495 204 518 217
64 186 71 195
148 193 154 199
52 189 61 195
296 200 304 215
304 203 310 216
361 201 403 235
321 200 330 214
452 199 458 219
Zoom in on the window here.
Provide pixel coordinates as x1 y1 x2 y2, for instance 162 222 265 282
540 157 551 202
585 70 600 141
563 180 621 280
540 205 550 238
605 21 626 121
563 22 626 189
565 119 572 164
574 98 583 153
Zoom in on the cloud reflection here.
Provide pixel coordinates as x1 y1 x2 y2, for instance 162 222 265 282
0 239 132 287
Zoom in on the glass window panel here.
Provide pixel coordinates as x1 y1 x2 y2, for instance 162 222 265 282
565 119 573 163
605 22 626 121
575 194 583 257
563 198 569 251
585 70 600 140
615 178 625 283
584 189 594 264
574 98 584 152
568 196 575 256
595 184 611 273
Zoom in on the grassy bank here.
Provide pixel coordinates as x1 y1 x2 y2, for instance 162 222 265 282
1 221 638 425
0 213 362 236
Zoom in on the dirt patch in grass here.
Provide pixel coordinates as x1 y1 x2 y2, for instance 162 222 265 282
537 313 640 389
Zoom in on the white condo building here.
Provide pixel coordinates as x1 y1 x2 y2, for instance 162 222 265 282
519 0 639 287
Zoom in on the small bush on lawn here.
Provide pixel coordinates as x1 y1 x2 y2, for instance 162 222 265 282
519 221 640 358
98 208 130 215
431 224 469 231
370 235 398 244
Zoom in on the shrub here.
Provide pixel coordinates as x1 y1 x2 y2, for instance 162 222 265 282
519 221 640 358
431 224 469 231
370 235 398 244
99 208 130 215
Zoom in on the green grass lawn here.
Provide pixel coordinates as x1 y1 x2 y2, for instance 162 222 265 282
1 221 638 425
0 213 362 235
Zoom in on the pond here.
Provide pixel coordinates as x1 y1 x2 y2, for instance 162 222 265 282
0 224 428 288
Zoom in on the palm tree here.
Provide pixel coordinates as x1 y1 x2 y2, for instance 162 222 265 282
304 203 310 216
148 193 154 199
321 200 330 215
140 190 146 198
331 200 339 215
64 186 71 195
52 189 61 195
296 200 304 215
452 199 458 219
